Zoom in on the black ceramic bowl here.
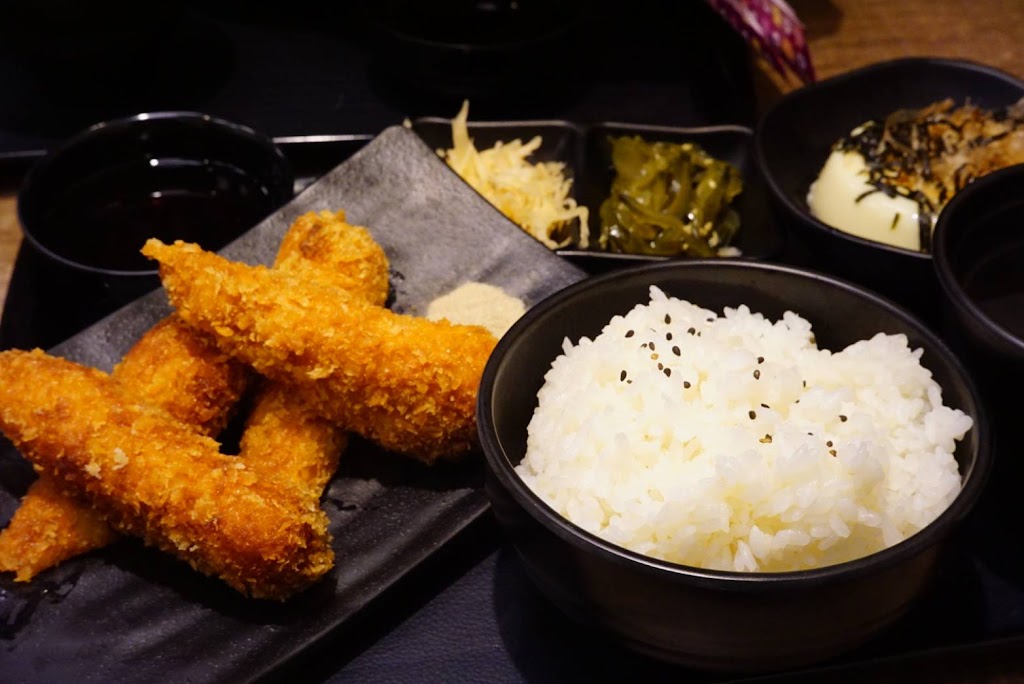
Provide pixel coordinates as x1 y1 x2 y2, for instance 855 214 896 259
754 57 1024 320
478 260 990 672
933 163 1024 376
15 111 293 344
413 118 783 272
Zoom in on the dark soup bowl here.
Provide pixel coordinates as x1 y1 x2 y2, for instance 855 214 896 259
15 111 293 345
933 163 1024 379
477 260 990 672
754 57 1024 322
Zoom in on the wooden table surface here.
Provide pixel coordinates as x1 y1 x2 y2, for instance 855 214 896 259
1 2 1024 679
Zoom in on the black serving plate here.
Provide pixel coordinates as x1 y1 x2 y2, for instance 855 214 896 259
0 126 586 683
412 118 784 273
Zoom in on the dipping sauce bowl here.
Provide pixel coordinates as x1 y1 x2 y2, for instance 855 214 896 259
14 112 293 344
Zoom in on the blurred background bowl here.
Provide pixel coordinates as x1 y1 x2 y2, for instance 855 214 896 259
360 0 584 99
933 163 1024 378
15 111 293 344
477 260 990 672
754 57 1024 323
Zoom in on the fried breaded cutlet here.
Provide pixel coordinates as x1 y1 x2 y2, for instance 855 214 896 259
0 210 387 585
274 209 391 306
241 381 347 500
0 349 335 600
0 316 250 581
0 475 117 582
113 315 252 437
143 239 498 464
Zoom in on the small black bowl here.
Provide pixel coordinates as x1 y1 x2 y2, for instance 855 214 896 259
754 57 1024 321
933 163 1024 378
478 260 990 672
15 111 293 343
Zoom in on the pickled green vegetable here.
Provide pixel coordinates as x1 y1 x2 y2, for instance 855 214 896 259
597 136 744 257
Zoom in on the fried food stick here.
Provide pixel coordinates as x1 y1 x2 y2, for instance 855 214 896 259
0 210 387 582
143 239 497 464
0 349 335 600
240 209 389 490
113 315 251 436
0 317 250 581
273 209 391 307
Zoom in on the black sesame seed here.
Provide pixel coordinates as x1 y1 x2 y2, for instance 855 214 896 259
760 403 769 409
663 368 672 378
683 381 691 389
657 362 664 370
839 414 848 422
627 379 633 384
649 342 656 351
802 380 807 387
688 327 696 335
664 314 672 324
753 369 761 380
757 356 764 364
748 410 756 420
620 370 627 382
672 345 681 356
829 449 837 457
625 330 635 338
641 343 648 349
706 317 714 322
666 332 673 341
826 440 833 447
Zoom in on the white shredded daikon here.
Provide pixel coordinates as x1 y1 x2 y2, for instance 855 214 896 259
439 101 589 249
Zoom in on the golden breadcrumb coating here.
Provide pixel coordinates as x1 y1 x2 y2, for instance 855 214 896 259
0 349 334 600
0 476 117 582
240 381 346 499
273 209 391 307
143 239 497 464
0 210 387 584
113 315 251 437
0 316 251 581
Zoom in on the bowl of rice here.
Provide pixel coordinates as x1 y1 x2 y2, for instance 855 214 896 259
477 260 990 671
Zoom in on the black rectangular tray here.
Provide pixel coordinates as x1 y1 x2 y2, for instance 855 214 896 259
2 128 1024 684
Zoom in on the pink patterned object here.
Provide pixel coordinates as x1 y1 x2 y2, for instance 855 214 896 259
706 0 816 84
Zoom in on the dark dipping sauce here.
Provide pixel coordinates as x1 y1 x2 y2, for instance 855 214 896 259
961 236 1024 340
38 158 273 273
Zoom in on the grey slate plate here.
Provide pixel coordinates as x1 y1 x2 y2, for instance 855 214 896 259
0 126 586 684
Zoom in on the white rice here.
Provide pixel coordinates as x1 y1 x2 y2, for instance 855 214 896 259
516 286 971 572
